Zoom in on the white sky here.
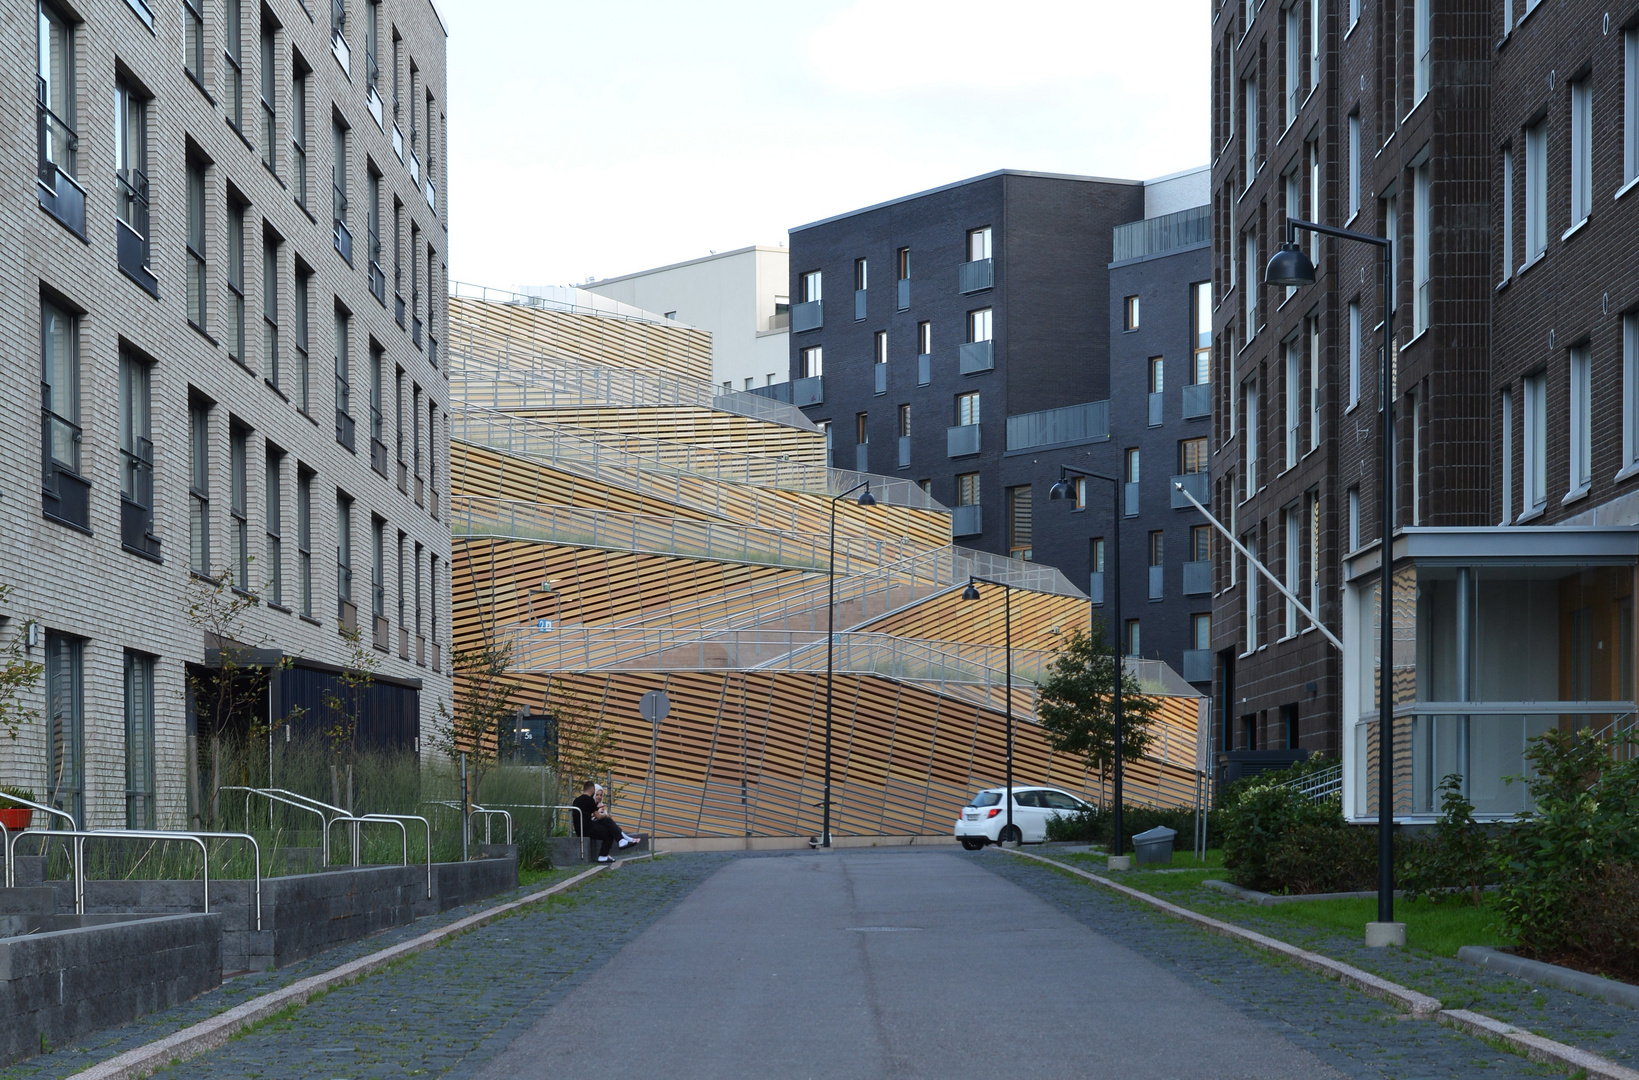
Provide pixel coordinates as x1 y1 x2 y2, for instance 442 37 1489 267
441 0 1210 290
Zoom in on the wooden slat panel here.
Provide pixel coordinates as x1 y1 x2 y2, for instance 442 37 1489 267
450 296 713 381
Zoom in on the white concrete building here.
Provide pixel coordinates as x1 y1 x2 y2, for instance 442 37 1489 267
579 246 790 394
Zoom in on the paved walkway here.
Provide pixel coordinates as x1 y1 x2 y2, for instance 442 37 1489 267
19 850 1567 1079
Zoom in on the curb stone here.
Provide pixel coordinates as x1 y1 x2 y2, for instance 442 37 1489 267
64 863 613 1080
1000 848 1638 1078
1458 945 1639 1011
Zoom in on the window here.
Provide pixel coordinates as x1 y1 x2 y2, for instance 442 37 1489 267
1244 76 1260 181
119 348 154 545
855 412 868 445
115 80 151 275
263 235 280 386
371 515 386 630
1124 295 1141 330
800 345 822 379
1500 388 1514 524
260 26 276 171
365 0 379 95
123 651 156 829
1348 486 1361 550
190 399 211 574
1285 339 1300 466
1627 29 1639 188
332 121 350 259
336 492 353 623
184 0 204 81
918 321 931 355
45 633 83 824
265 448 283 605
1348 300 1361 406
1091 537 1105 572
1348 112 1361 219
1285 2 1300 124
1413 160 1430 333
1243 378 1259 493
227 199 247 363
1284 169 1301 301
1149 530 1165 567
1149 356 1164 395
41 299 80 489
412 384 422 480
1413 0 1430 103
1569 345 1591 493
956 391 980 426
396 530 406 634
1072 476 1088 510
187 160 208 327
875 331 887 365
1626 315 1639 472
1570 76 1592 227
225 0 244 130
1192 282 1212 383
1192 613 1212 652
801 270 821 303
1181 436 1209 474
368 169 383 297
1244 230 1259 331
334 305 353 448
898 404 911 438
1523 372 1547 511
38 0 77 189
1283 508 1300 636
1125 620 1141 657
1244 533 1259 652
428 401 438 498
1126 447 1141 484
854 257 867 291
1308 317 1320 452
297 466 313 617
370 345 385 463
1191 524 1211 562
292 65 309 206
897 247 910 279
956 472 980 507
968 308 992 343
1008 486 1033 560
967 226 993 262
430 555 439 648
294 263 311 411
1502 146 1515 279
1525 121 1546 262
230 423 250 590
414 541 423 638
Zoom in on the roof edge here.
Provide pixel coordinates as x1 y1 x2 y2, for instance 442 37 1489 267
789 168 1144 235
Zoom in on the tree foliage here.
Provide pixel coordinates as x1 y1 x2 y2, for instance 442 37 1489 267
549 678 621 798
435 638 522 805
320 624 380 811
0 583 43 742
1034 622 1160 771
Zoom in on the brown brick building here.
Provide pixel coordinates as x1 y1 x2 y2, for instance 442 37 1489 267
1210 0 1639 818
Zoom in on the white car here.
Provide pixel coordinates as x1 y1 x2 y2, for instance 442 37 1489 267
953 786 1094 849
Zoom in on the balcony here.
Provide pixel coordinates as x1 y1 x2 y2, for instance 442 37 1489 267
412 314 423 348
959 258 993 294
1183 559 1211 596
766 310 789 331
432 642 441 673
1181 648 1214 683
874 364 886 395
426 178 436 214
430 488 438 518
397 460 408 494
951 504 982 537
1124 481 1139 517
855 444 869 472
371 437 388 477
416 634 426 667
395 293 406 328
338 599 358 633
854 289 866 321
120 443 160 559
41 413 89 532
1170 471 1208 509
917 354 931 386
959 340 993 375
335 409 355 452
37 162 86 239
1149 565 1164 600
366 83 383 128
333 216 353 266
897 278 910 311
392 123 404 162
791 299 822 333
116 171 157 296
409 150 420 185
1089 571 1104 605
368 248 386 305
416 476 424 507
330 26 350 73
374 613 390 652
947 423 981 457
1148 391 1163 427
1183 381 1211 419
116 219 158 297
1006 399 1109 451
793 375 823 407
398 626 409 660
898 435 910 469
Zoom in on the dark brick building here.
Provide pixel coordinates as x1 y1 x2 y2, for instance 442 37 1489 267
782 169 1217 686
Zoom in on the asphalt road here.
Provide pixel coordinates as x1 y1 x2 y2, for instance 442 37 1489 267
474 850 1345 1080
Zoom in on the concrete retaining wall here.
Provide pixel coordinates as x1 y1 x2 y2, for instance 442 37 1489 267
0 914 220 1066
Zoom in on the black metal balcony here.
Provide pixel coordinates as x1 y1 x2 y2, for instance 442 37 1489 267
1182 382 1211 419
958 340 993 375
791 300 822 333
1170 471 1208 509
874 364 886 394
947 423 980 457
951 504 981 537
792 376 823 407
120 442 161 559
41 411 89 533
116 170 158 296
335 408 355 451
854 289 866 321
897 278 909 311
37 98 85 237
959 258 993 294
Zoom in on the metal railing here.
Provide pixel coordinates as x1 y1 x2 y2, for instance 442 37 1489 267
1112 204 1211 263
1275 763 1344 802
1006 399 1110 451
0 791 77 887
226 786 430 897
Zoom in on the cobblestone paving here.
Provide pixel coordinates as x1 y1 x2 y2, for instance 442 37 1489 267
0 867 583 1080
967 852 1564 1079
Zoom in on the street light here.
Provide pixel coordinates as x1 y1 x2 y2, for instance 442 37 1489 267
1265 217 1401 944
1048 467 1129 861
822 480 877 848
961 576 1017 843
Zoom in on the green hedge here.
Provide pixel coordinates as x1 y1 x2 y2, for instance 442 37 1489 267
1043 804 1217 849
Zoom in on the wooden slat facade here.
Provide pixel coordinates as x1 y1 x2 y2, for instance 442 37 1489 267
450 296 713 381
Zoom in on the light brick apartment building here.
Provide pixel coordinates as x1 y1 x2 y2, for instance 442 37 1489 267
4 0 450 827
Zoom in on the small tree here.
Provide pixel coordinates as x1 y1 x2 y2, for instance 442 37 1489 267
549 678 622 807
435 638 522 805
0 583 44 742
1035 622 1160 803
320 625 380 813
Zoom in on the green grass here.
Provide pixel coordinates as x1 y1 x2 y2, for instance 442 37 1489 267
518 865 578 889
1252 895 1514 957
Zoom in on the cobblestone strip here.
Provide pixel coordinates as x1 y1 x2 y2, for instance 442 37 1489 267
65 864 612 1080
1007 848 1637 1080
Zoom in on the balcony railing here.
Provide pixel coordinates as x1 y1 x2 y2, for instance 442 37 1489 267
1181 648 1213 683
120 442 160 559
959 258 993 293
958 340 993 374
947 423 980 457
392 123 404 162
371 436 388 476
1148 391 1163 427
917 353 931 386
1170 471 1208 509
332 192 352 264
898 435 910 469
792 375 823 407
854 289 866 321
1005 400 1109 451
1089 571 1104 605
37 95 85 237
1124 481 1139 517
951 504 982 537
330 25 350 73
41 409 89 531
367 231 385 303
408 149 420 184
116 171 158 296
1183 381 1211 419
766 311 789 331
426 178 436 214
335 403 355 451
395 291 406 329
791 299 822 333
365 62 383 126
1112 205 1211 263
1183 560 1211 596
854 443 869 473
874 364 886 395
1149 565 1164 600
897 278 910 311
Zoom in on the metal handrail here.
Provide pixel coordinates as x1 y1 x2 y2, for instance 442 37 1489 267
468 805 512 845
358 813 431 897
328 813 405 869
222 785 330 863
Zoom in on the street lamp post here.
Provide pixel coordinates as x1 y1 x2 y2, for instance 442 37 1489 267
1048 467 1127 860
822 480 877 849
1265 218 1402 944
961 576 1015 841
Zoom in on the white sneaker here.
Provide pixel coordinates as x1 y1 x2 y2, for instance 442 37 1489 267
597 855 611 863
622 834 638 844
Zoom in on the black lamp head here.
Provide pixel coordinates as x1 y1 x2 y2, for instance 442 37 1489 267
961 581 981 601
1048 479 1073 501
1265 242 1316 288
856 488 876 507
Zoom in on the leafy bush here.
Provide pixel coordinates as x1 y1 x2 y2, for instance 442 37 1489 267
1498 728 1639 978
1400 774 1498 905
1262 822 1378 894
1220 782 1354 892
1043 804 1217 849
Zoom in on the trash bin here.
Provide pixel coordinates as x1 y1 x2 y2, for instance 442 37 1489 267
1130 826 1177 866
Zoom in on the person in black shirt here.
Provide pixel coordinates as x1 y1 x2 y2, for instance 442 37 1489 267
571 781 638 862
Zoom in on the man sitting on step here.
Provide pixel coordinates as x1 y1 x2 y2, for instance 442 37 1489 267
571 781 639 862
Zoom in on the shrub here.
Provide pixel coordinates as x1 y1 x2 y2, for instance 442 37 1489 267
1043 804 1217 850
1554 862 1639 981
1262 822 1378 894
1220 782 1353 892
1400 774 1498 906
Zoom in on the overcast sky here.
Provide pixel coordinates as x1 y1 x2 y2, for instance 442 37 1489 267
441 0 1210 291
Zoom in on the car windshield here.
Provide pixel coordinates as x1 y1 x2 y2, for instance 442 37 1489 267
968 791 1002 807
1040 790 1086 810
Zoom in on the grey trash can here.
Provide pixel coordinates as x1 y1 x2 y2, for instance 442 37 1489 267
1130 826 1177 866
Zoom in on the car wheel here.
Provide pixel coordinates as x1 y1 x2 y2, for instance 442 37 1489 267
960 837 985 851
998 825 1022 846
